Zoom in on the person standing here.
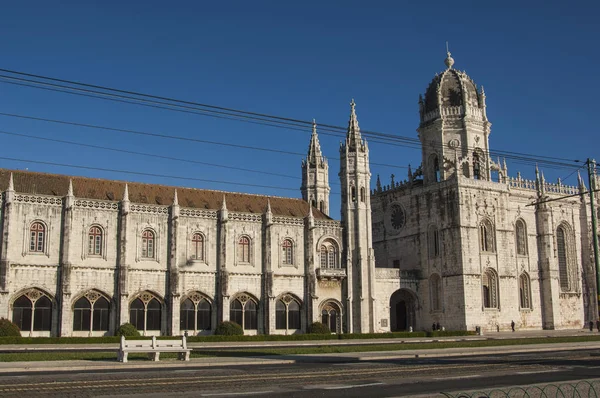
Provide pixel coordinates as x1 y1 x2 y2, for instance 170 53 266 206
596 320 600 332
590 320 594 332
511 320 515 332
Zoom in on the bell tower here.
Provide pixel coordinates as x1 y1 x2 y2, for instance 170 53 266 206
339 100 375 333
417 51 491 184
301 120 330 215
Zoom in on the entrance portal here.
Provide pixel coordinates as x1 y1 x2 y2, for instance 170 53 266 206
390 289 417 331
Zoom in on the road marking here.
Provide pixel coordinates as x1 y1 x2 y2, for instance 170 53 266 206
515 369 561 375
324 382 385 390
200 392 274 397
433 375 480 380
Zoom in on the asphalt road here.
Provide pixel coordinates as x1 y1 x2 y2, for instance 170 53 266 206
0 349 599 397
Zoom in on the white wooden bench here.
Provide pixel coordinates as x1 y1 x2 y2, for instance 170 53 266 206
118 335 191 363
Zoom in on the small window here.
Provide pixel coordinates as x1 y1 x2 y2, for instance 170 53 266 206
238 236 250 263
393 260 400 269
29 222 45 253
282 239 293 265
479 219 495 253
88 226 103 256
515 219 527 256
319 201 324 212
428 226 440 258
433 156 440 182
519 273 531 309
320 240 339 269
482 268 498 309
142 230 155 259
191 233 204 261
351 186 356 202
360 187 365 203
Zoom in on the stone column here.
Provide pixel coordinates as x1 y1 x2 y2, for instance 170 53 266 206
304 206 316 331
168 190 180 336
216 196 228 325
58 180 75 337
0 173 15 293
116 184 131 329
262 200 273 334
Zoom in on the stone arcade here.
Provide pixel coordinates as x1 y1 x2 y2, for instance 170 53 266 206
0 53 597 336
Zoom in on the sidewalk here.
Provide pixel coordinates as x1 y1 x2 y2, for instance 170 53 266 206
0 329 599 374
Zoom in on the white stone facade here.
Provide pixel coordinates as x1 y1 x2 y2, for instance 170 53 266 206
0 53 597 337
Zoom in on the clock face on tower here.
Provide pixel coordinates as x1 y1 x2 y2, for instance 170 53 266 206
390 204 405 230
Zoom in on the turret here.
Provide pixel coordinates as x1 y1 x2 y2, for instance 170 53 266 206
301 120 330 215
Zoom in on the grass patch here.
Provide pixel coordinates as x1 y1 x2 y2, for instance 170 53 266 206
1 335 599 362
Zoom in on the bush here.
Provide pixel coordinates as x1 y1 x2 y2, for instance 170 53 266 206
214 321 244 336
307 322 331 334
115 323 140 337
0 318 20 337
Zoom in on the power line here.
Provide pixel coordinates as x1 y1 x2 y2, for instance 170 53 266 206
0 69 583 170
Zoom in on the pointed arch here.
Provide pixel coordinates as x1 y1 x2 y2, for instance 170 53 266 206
556 222 575 291
190 231 206 261
11 287 54 333
482 268 498 309
429 153 441 183
230 292 259 331
275 293 302 330
129 291 163 333
72 289 111 332
88 225 104 256
479 218 495 253
519 272 532 310
180 291 212 333
318 238 340 269
428 225 440 258
319 299 343 333
29 220 47 253
515 219 527 256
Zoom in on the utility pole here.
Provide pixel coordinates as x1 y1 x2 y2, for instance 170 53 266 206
587 158 600 320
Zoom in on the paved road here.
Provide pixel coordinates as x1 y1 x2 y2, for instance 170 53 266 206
0 349 599 397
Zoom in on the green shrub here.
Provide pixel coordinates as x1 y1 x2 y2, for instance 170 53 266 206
115 323 140 337
426 330 476 337
0 318 21 337
307 322 331 334
214 321 244 336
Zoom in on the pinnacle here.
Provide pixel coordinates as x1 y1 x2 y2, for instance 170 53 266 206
347 99 361 144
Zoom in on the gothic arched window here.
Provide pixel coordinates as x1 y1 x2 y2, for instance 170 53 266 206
281 239 293 265
479 219 495 253
129 293 162 333
360 187 365 203
88 226 103 256
429 273 442 311
482 268 498 309
180 293 211 333
73 293 110 332
515 219 527 256
557 225 571 291
519 273 532 309
230 294 258 330
191 232 204 261
141 229 155 259
238 236 251 263
275 295 301 330
433 155 440 182
428 225 440 258
320 240 339 269
29 222 46 253
12 290 53 333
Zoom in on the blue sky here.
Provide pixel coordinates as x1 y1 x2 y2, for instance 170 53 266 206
0 0 598 218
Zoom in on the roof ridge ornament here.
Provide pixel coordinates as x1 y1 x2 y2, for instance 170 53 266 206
444 41 454 69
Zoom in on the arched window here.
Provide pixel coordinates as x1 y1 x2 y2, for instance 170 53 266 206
482 268 498 309
360 187 365 203
129 293 162 333
519 273 531 309
429 274 442 311
141 230 155 259
238 236 251 263
275 295 302 330
557 225 570 291
479 219 495 253
88 226 103 256
12 290 53 333
320 240 339 269
180 294 212 332
29 222 45 253
282 239 293 265
351 186 356 202
473 151 482 180
515 219 527 256
434 156 440 182
191 232 204 261
319 201 324 212
73 293 110 332
229 294 258 331
428 225 440 258
321 302 340 333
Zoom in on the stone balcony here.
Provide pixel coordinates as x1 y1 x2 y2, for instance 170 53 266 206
316 267 347 281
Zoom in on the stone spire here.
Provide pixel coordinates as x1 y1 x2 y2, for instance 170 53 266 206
65 179 74 208
346 99 362 147
376 174 382 192
264 198 272 226
173 189 178 206
578 170 586 192
67 179 74 197
7 173 14 192
307 119 325 166
123 184 129 202
220 194 228 221
121 184 130 214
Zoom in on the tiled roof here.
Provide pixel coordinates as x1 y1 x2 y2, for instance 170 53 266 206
0 169 331 220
